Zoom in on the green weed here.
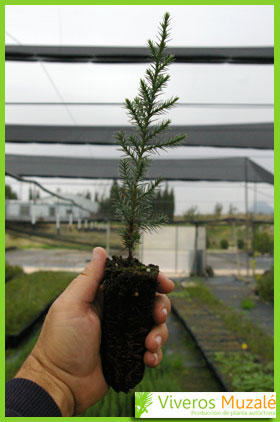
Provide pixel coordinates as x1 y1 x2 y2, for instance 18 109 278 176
213 351 273 392
174 282 273 362
241 299 255 310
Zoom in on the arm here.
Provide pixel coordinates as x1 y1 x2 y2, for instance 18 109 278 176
6 247 173 416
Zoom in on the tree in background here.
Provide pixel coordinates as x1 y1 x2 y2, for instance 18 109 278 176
183 205 199 221
151 184 174 222
94 192 99 202
97 181 175 222
228 202 238 216
214 202 223 217
28 187 40 201
254 228 274 255
97 180 119 219
5 185 17 200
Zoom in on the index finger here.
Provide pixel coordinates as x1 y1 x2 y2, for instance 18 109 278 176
157 272 174 294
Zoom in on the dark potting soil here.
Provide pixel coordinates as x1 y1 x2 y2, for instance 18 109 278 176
101 255 159 393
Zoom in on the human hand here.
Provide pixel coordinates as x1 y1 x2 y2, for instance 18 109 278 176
15 247 174 416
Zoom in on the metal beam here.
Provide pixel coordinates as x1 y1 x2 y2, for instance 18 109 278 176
5 45 274 64
5 155 274 184
5 123 274 149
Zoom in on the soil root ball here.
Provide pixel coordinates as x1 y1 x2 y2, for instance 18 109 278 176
101 255 159 393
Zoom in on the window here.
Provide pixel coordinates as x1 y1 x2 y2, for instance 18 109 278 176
20 205 30 216
49 207 55 217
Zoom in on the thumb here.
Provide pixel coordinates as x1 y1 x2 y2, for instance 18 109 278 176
63 247 108 303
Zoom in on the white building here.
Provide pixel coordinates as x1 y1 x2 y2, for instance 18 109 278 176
5 194 99 223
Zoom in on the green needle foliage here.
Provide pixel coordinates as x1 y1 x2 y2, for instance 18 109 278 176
113 12 186 260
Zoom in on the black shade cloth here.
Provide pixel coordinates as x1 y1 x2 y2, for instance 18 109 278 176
5 45 273 64
5 123 274 149
5 155 273 185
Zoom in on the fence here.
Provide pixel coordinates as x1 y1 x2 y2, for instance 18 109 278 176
5 217 273 278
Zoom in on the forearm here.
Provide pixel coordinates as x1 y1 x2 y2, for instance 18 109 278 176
15 353 75 417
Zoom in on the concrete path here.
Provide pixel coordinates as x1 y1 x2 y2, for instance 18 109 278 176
6 248 91 271
203 276 274 336
206 251 273 272
6 249 273 277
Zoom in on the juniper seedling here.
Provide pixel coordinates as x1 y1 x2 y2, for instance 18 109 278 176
113 12 186 261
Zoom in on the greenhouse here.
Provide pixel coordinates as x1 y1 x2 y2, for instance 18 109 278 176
5 5 274 418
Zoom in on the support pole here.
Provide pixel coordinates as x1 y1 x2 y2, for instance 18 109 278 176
175 225 178 273
254 182 257 215
77 218 81 230
106 220 111 256
194 223 199 275
31 204 36 231
69 212 73 231
232 221 240 278
19 180 23 200
205 224 208 269
244 158 249 278
56 206 60 235
33 182 36 204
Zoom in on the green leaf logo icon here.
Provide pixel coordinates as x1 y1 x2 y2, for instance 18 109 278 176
135 392 153 418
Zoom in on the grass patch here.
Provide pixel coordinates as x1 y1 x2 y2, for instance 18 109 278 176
255 267 274 303
6 334 183 417
184 281 221 307
169 290 190 299
241 299 255 310
6 224 123 252
6 271 77 335
6 231 93 251
6 328 41 382
220 307 273 362
179 282 273 362
5 261 24 282
83 351 183 417
213 351 273 392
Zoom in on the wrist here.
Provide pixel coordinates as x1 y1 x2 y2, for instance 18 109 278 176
15 353 75 416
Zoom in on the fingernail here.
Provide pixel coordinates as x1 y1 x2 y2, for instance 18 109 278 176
162 308 168 316
93 248 99 259
169 279 175 288
153 352 158 363
155 336 162 346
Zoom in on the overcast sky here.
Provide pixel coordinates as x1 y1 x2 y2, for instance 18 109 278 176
5 5 274 214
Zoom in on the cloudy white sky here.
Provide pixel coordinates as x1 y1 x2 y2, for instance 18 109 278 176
5 5 274 215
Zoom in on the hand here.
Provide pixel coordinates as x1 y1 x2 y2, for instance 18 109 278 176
15 247 174 416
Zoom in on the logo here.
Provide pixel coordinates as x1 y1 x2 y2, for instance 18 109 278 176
135 392 153 418
135 392 276 418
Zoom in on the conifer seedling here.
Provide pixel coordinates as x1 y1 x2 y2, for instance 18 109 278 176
100 12 186 393
113 13 185 260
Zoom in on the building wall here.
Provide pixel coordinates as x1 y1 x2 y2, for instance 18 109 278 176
139 226 206 274
5 200 91 222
